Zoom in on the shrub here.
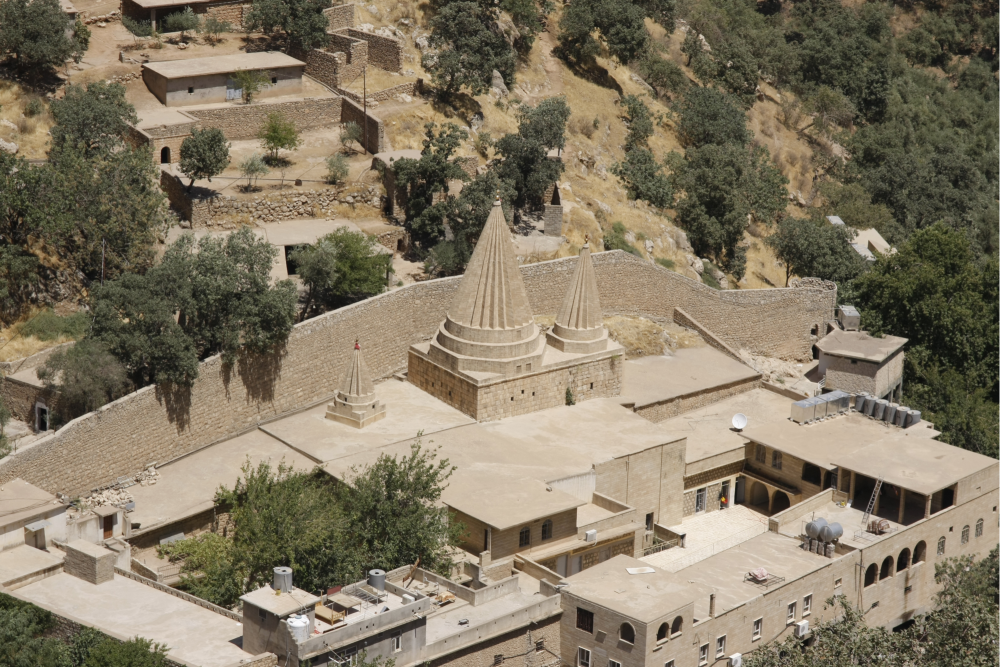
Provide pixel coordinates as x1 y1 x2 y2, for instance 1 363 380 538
258 112 301 162
325 153 349 184
20 310 89 341
200 15 231 43
164 6 199 41
602 222 642 256
231 68 272 104
122 15 153 37
656 257 675 270
23 98 44 117
340 121 362 154
239 153 269 189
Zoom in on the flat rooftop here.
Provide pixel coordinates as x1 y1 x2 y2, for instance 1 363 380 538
425 587 542 643
741 412 957 481
0 478 63 529
775 499 905 550
445 475 585 530
655 387 793 474
816 329 906 363
242 585 320 616
675 531 836 618
562 555 707 622
619 347 760 409
136 108 197 129
642 505 769 572
128 428 314 535
143 52 305 79
16 572 251 667
0 545 64 587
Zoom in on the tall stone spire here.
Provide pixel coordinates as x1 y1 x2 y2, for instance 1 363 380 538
429 197 544 374
547 238 608 353
326 340 386 428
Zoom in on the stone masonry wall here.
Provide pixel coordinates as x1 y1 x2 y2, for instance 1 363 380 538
336 80 421 103
189 97 344 140
341 96 386 153
345 28 402 71
324 3 354 30
305 44 366 89
192 0 250 25
429 614 562 667
0 252 834 497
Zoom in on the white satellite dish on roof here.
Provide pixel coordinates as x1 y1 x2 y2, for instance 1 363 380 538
732 413 748 431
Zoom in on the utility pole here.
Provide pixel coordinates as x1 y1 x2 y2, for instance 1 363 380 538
362 65 368 155
101 238 106 286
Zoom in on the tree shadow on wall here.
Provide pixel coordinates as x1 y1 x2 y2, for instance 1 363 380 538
156 382 192 433
237 345 287 407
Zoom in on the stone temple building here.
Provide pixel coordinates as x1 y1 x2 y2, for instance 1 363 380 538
408 200 624 421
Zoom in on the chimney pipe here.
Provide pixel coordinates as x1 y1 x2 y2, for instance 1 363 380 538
709 593 716 618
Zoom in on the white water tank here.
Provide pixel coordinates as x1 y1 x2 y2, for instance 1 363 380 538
287 614 310 643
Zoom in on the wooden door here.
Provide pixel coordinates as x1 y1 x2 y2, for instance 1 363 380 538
103 515 113 539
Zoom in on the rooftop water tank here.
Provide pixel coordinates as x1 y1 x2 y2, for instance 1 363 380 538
905 410 921 428
894 406 910 427
287 614 310 643
863 396 877 417
368 569 386 592
873 399 888 421
273 566 292 593
818 522 843 543
884 403 897 424
854 393 868 411
805 517 828 540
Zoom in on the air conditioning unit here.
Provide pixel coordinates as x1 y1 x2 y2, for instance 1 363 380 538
728 654 743 667
794 620 809 638
585 529 597 543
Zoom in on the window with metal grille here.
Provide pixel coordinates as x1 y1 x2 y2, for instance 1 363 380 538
937 537 946 556
542 520 553 540
755 444 766 463
961 525 969 544
772 451 783 470
494 655 503 666
976 519 984 537
576 608 594 633
519 526 531 547
695 488 707 513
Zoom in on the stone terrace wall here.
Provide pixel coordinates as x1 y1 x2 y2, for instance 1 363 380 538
0 252 833 496
346 28 402 72
336 80 421 103
189 97 344 140
193 0 250 24
324 3 354 30
341 97 386 153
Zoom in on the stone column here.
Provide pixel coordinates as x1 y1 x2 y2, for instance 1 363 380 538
898 488 906 524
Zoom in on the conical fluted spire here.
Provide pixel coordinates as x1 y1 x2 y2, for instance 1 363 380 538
338 340 375 403
446 199 534 330
555 239 603 332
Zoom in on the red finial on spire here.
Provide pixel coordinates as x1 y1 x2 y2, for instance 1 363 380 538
354 339 360 350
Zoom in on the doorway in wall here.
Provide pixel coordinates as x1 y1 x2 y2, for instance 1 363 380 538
103 514 113 539
35 403 48 432
720 480 731 509
160 146 171 163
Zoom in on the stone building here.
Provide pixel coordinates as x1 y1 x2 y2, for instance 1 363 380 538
142 52 305 108
408 199 624 421
815 328 906 400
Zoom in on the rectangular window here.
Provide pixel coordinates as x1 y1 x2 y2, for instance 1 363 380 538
695 488 707 513
271 76 278 84
645 512 654 531
519 526 531 547
188 86 194 94
578 648 591 667
609 661 621 667
755 444 766 463
258 608 267 622
393 633 402 652
576 608 594 633
715 635 726 658
698 643 709 665
752 618 762 641
787 602 796 624
803 594 812 616
834 577 842 588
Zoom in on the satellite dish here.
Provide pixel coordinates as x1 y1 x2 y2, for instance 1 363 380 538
732 413 748 430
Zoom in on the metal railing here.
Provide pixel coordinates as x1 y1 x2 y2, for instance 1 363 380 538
642 538 680 557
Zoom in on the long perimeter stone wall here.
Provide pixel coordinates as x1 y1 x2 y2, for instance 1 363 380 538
0 252 833 496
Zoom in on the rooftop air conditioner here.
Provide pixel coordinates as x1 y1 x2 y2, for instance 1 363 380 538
728 654 743 667
795 620 809 638
585 529 597 543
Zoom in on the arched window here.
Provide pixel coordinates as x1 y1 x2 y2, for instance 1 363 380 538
914 541 926 564
656 623 668 642
864 563 878 587
976 519 984 538
541 520 553 541
880 556 894 580
518 526 530 548
961 525 969 544
771 451 783 470
619 622 635 644
897 548 910 572
936 537 946 556
160 146 171 164
801 464 822 486
670 616 683 637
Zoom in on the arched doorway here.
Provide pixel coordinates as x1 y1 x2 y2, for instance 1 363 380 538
749 482 769 508
771 490 791 514
160 146 171 164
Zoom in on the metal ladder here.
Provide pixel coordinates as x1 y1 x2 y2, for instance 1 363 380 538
860 474 884 528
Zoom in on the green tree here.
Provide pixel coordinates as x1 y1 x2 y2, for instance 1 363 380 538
200 15 231 43
325 153 349 184
816 182 898 244
164 6 199 41
238 152 269 190
71 19 91 60
393 123 469 248
290 227 390 316
340 121 362 154
179 127 230 191
231 68 272 104
766 215 865 286
557 0 651 65
638 53 688 98
0 0 75 75
611 149 672 209
425 1 516 99
49 82 138 157
669 142 787 280
494 97 570 208
258 112 301 162
80 637 170 667
37 339 131 422
0 592 72 667
620 95 654 151
339 440 464 577
849 224 998 456
0 395 11 457
244 0 331 53
674 86 751 149
160 459 341 608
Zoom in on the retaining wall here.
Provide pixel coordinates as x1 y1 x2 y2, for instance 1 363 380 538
189 97 344 140
336 80 421 103
345 28 402 72
340 96 386 153
323 3 354 30
0 252 834 496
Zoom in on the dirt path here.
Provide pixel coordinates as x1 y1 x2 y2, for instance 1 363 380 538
537 31 564 95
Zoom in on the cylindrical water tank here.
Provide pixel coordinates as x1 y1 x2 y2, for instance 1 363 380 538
854 393 867 410
273 566 292 593
862 396 875 416
368 569 386 591
818 522 843 543
895 406 910 427
287 614 310 643
906 410 921 427
873 399 887 420
805 518 828 540
884 403 897 424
